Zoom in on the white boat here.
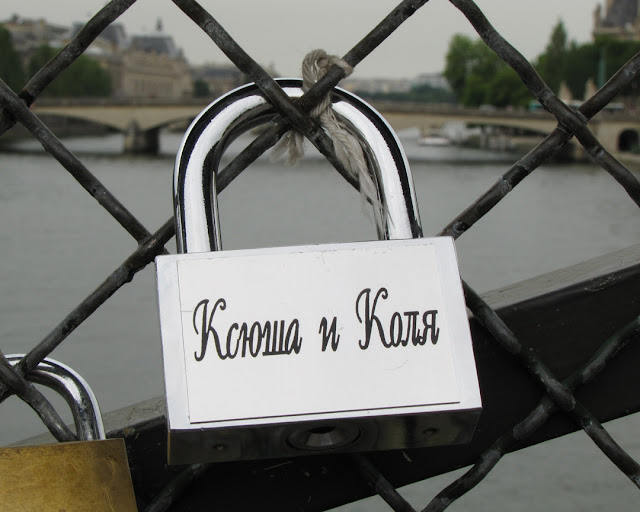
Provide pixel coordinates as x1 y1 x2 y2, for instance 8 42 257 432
418 134 452 146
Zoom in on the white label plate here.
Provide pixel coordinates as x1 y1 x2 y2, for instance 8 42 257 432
156 238 479 430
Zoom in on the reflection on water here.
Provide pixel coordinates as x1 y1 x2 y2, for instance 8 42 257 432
1 130 639 510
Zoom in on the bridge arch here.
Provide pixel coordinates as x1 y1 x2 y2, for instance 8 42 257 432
32 108 202 153
35 111 121 134
34 110 199 134
618 129 639 152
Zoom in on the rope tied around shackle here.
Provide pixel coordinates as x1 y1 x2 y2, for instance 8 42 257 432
273 49 385 233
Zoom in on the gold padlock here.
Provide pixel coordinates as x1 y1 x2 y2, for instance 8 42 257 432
0 356 138 512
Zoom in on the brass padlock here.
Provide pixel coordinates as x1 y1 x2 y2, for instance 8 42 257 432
157 79 481 464
0 356 138 512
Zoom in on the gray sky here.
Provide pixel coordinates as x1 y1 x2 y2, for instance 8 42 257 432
3 0 603 78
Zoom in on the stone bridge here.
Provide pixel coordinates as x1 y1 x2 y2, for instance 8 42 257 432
32 97 640 157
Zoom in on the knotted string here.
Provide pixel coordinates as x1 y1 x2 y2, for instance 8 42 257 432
273 49 385 234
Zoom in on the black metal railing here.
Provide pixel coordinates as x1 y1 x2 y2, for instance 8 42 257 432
1 1 639 510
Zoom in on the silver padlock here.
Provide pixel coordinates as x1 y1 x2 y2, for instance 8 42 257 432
0 356 138 511
157 80 481 464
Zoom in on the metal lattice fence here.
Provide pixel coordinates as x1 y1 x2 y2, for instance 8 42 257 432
0 0 639 510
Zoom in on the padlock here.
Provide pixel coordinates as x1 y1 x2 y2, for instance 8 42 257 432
157 79 481 464
0 355 138 512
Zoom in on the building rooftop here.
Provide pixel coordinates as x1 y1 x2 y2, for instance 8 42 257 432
69 22 128 50
601 0 639 28
130 34 181 57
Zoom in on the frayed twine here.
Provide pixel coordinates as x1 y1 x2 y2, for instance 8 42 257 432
272 49 386 234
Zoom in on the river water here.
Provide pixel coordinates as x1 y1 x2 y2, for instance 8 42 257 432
1 129 639 510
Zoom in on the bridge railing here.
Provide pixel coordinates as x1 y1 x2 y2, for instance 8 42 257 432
0 1 639 511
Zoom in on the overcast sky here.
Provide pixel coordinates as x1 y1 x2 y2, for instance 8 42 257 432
3 0 603 79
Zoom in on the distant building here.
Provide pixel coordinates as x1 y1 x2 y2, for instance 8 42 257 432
191 64 246 97
1 15 67 63
2 15 192 99
412 73 451 91
68 20 191 99
1 15 275 100
69 22 128 57
341 77 412 95
112 32 191 99
593 0 640 41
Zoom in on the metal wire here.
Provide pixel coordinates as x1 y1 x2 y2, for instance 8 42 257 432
0 0 639 510
352 454 418 512
462 282 640 488
424 314 640 511
439 51 640 240
0 79 161 245
448 0 640 207
172 0 431 192
0 218 174 403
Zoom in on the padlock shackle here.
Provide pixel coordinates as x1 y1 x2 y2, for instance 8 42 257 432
7 355 105 441
174 79 422 254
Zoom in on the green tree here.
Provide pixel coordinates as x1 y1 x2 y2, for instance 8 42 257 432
488 67 532 108
443 34 476 100
406 83 456 103
192 78 211 97
542 35 640 100
444 34 531 107
536 20 569 94
562 41 599 99
461 73 488 106
445 18 640 108
0 25 25 91
593 36 640 95
28 45 111 97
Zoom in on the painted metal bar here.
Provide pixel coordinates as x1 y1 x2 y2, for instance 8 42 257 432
462 281 640 488
94 245 640 509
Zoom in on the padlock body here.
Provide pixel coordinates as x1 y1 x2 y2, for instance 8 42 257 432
0 439 138 511
157 238 481 464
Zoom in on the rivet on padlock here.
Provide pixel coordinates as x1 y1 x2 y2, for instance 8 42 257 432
174 78 423 254
0 355 138 512
158 79 481 464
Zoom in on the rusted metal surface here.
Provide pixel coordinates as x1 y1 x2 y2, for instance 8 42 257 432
1 0 639 510
0 440 138 512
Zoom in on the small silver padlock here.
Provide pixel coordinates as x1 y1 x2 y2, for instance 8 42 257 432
157 79 481 464
0 356 138 511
